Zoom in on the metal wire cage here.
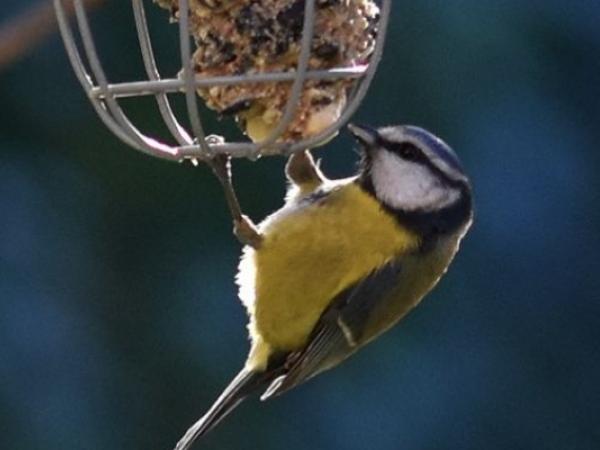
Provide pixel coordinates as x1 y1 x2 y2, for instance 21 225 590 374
54 0 391 162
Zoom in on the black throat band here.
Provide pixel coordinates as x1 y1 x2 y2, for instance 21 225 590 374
357 175 473 247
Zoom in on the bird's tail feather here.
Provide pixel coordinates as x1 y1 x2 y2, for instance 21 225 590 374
173 369 267 450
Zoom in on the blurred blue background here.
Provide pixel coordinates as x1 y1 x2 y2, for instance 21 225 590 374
1 1 599 449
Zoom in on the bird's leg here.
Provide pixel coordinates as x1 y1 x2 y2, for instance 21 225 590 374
208 155 263 248
285 150 325 189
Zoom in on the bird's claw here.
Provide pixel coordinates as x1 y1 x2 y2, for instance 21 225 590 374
234 215 263 248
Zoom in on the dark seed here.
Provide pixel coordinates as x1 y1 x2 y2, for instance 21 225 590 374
275 39 290 56
235 5 255 32
220 99 253 117
316 0 339 8
220 42 237 63
316 80 336 88
314 42 340 60
236 55 254 74
311 96 334 107
277 0 305 40
198 0 224 8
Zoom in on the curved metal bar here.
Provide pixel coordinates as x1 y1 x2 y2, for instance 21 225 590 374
54 0 94 92
178 0 211 155
88 66 368 99
132 0 193 147
73 0 179 159
256 0 316 150
54 0 148 151
74 0 151 149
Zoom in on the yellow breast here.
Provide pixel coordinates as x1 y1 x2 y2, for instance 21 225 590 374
246 182 420 355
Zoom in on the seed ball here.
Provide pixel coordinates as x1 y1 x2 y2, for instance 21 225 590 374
155 0 380 144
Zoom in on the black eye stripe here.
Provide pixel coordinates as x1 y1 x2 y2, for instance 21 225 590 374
384 141 424 162
379 139 467 189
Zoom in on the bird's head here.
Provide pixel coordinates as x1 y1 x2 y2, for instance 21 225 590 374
348 123 471 214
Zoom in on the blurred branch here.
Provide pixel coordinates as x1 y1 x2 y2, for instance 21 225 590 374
0 0 105 71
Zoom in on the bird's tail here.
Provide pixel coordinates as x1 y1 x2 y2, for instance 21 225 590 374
173 369 268 450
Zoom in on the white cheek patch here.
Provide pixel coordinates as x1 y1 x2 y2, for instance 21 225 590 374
371 151 461 211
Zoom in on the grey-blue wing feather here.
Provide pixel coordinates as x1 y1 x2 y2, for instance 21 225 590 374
261 261 403 400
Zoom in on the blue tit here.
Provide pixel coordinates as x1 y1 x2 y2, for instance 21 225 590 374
175 124 473 450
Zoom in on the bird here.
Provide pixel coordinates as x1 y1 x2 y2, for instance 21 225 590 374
174 123 473 450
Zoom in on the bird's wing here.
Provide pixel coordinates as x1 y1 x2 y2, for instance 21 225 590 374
260 260 403 400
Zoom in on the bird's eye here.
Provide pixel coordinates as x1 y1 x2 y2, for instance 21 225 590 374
390 142 420 160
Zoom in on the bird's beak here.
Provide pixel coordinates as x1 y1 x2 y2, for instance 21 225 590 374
348 123 379 148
